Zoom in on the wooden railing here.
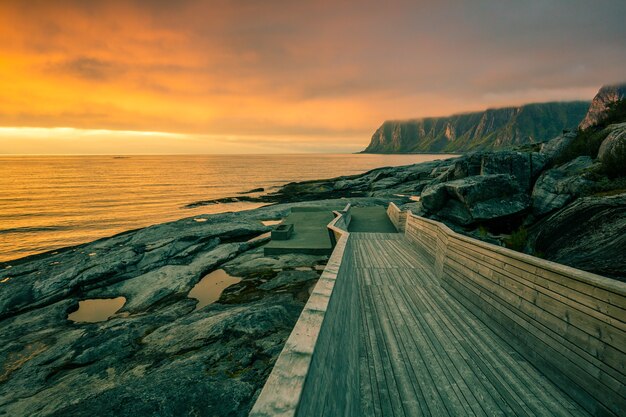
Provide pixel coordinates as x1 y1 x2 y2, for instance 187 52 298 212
390 203 626 417
252 204 626 417
386 202 406 232
249 205 359 417
328 203 351 245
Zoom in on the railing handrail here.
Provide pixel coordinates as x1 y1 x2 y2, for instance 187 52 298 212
403 209 626 296
249 209 352 417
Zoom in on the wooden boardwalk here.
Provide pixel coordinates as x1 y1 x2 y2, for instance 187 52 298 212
351 232 591 417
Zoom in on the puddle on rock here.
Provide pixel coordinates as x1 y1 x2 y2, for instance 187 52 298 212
68 297 126 323
261 219 282 226
188 269 242 310
294 267 313 271
394 194 420 202
247 232 271 243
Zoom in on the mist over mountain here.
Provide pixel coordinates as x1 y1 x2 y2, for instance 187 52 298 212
362 101 590 154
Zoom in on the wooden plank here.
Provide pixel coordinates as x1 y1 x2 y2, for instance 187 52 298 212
361 268 408 416
330 228 619 417
447 243 626 333
393 268 508 417
360 237 584 416
359 269 382 416
358 268 399 417
410 268 587 417
398 268 568 416
444 255 626 392
369 276 440 416
376 268 468 416
407 214 626 306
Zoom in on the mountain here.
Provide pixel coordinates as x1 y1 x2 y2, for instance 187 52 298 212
362 101 590 154
579 83 626 130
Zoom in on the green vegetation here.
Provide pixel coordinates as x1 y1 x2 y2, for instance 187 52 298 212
504 226 528 252
586 174 626 197
554 128 610 165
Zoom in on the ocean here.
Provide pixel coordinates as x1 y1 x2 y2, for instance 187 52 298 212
0 154 454 262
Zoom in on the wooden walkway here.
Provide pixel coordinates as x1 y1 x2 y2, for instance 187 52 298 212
351 233 591 417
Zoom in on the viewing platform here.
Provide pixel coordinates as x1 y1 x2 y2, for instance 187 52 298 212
264 207 335 256
251 204 626 417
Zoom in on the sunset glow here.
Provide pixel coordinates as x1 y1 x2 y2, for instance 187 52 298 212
1 0 625 153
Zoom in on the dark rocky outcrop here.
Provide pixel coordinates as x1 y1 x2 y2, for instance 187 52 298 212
531 156 595 216
362 101 589 153
579 83 626 130
529 194 626 281
0 198 388 417
421 174 529 226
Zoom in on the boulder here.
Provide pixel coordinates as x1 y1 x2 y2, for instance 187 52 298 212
597 122 626 162
445 174 520 206
421 183 449 212
529 193 626 281
399 201 425 217
540 131 577 161
449 153 483 180
531 156 595 216
480 151 547 191
438 199 474 225
422 174 530 226
370 176 404 191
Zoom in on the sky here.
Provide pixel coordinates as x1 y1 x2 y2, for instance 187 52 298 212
0 0 625 154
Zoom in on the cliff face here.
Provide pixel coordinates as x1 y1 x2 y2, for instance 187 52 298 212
578 83 626 130
363 101 590 153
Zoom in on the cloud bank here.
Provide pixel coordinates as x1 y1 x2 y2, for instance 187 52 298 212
0 0 625 153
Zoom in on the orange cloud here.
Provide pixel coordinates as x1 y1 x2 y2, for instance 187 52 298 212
0 0 624 153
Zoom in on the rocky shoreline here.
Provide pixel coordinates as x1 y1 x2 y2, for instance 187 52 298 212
0 197 395 417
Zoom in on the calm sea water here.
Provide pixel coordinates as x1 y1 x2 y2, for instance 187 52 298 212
0 154 454 262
